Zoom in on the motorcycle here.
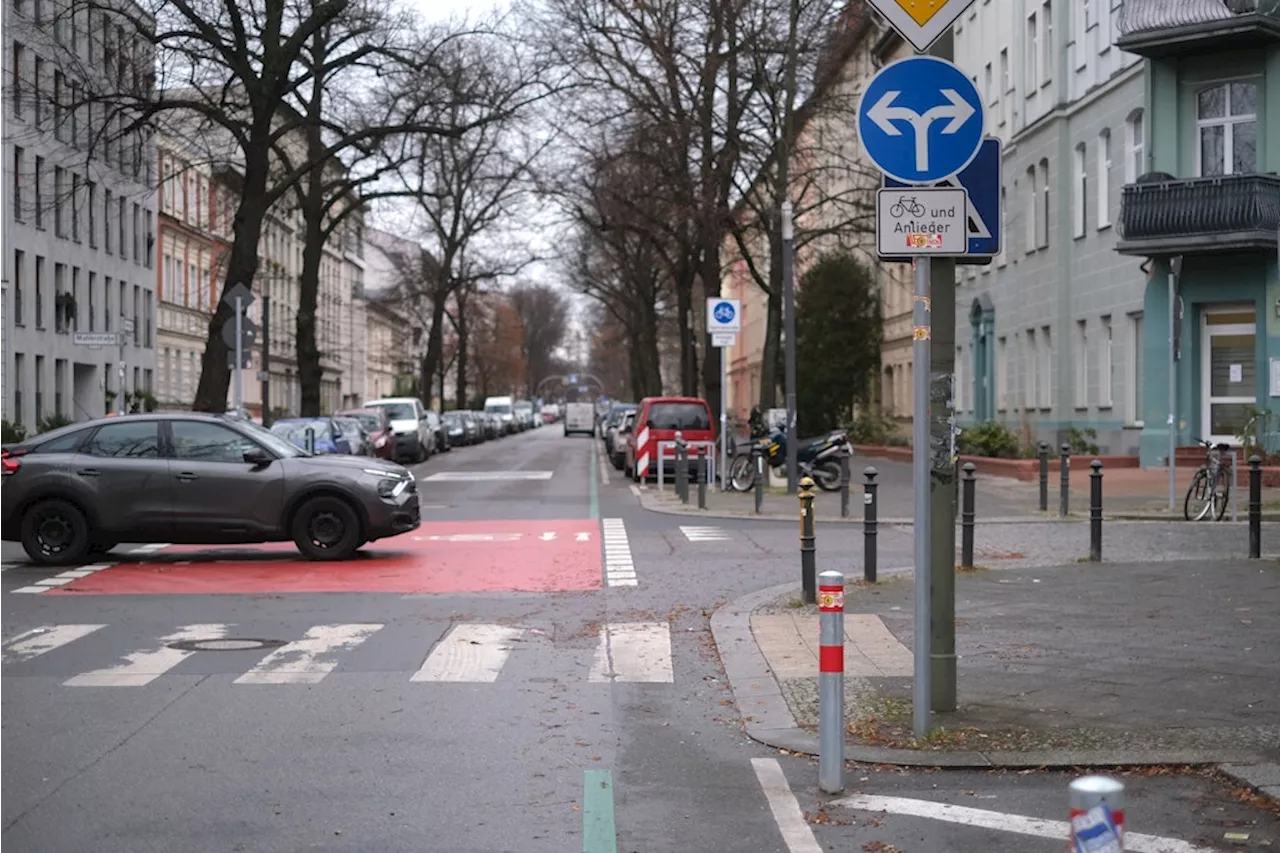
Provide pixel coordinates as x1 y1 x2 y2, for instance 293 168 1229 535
728 427 849 492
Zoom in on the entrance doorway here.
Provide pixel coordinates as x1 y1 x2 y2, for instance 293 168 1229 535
1200 307 1257 445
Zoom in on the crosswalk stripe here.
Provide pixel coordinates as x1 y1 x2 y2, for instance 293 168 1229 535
601 518 638 587
589 622 673 683
234 624 383 685
64 624 231 687
2 624 106 664
680 525 731 542
411 623 524 682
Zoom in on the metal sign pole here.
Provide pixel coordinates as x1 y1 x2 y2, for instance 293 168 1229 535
912 258 932 739
720 347 728 491
1167 262 1178 510
234 295 244 412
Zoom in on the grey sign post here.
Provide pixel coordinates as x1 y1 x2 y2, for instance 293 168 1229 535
222 283 255 413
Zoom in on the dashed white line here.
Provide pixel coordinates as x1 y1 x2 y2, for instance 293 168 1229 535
411 623 523 683
751 758 824 853
65 623 231 687
588 622 673 683
127 543 171 554
832 795 1216 853
601 518 637 587
680 525 731 542
234 623 383 685
600 458 611 486
8 562 114 594
3 624 106 664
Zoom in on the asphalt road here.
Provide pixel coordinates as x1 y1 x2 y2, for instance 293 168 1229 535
2 426 1274 852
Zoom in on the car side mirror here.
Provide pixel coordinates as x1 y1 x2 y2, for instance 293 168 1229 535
646 419 655 429
243 447 272 466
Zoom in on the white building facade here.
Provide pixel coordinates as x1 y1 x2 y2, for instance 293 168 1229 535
950 0 1148 454
3 0 159 434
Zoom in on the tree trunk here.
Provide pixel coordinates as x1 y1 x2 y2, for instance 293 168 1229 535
454 317 469 410
759 228 784 409
419 287 449 403
639 295 663 397
192 143 270 411
699 237 722 424
295 32 327 418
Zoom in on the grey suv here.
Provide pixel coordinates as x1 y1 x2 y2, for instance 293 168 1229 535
0 413 421 565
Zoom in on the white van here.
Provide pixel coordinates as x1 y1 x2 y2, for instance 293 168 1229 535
484 395 516 434
564 402 596 437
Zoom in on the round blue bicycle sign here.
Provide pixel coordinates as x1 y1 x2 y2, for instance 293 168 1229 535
713 302 736 324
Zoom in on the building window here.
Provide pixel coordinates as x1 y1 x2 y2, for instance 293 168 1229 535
33 56 43 129
1024 168 1037 253
12 146 23 221
53 166 65 237
13 250 24 326
1096 129 1111 229
1124 109 1144 182
71 267 80 331
999 47 1010 127
1038 326 1053 410
103 276 112 331
13 354 23 427
87 181 96 247
145 289 153 347
1025 12 1039 95
34 255 44 329
1072 143 1087 238
1074 319 1088 408
1041 1 1053 85
53 71 64 141
103 189 112 252
1196 80 1258 176
1127 312 1143 425
144 211 153 268
11 43 24 119
88 271 96 331
132 284 140 345
1039 159 1051 248
1098 316 1113 409
996 336 1008 411
71 173 81 241
34 356 44 420
1024 330 1038 409
132 203 141 262
53 262 66 332
118 196 126 257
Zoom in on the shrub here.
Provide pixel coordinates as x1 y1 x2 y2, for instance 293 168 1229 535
1065 426 1099 455
1 419 27 444
955 421 1023 459
847 410 901 446
36 413 75 434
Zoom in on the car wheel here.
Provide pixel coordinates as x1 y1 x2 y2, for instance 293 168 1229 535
292 496 364 561
21 499 93 566
611 453 624 471
415 442 427 464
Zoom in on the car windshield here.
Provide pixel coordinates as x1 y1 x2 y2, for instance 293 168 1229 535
333 418 364 437
235 419 305 457
486 404 512 415
271 420 332 444
443 413 462 425
344 412 383 432
648 403 710 431
372 403 416 421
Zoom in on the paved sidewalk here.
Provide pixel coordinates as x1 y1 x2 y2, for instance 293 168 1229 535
709 559 1280 799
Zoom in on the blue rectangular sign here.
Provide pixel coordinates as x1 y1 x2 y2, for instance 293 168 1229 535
884 137 1001 257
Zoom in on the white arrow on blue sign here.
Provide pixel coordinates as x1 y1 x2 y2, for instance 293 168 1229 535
857 56 985 185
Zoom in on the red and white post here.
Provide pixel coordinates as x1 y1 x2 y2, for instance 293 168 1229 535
818 569 845 793
1069 775 1125 852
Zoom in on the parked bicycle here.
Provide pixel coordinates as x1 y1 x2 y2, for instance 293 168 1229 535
1183 437 1233 521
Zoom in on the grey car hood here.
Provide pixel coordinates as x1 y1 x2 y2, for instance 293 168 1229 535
288 453 410 479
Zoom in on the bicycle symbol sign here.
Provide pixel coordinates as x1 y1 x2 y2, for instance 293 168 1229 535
706 297 741 333
889 196 927 218
713 302 735 324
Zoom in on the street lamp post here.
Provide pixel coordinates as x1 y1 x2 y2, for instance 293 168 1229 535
782 200 798 494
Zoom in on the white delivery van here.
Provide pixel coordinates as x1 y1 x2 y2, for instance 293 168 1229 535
564 401 596 437
484 395 516 434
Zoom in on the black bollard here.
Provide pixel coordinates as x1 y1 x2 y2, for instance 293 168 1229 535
1059 444 1070 518
1089 460 1103 562
754 445 765 515
960 463 976 569
676 439 689 503
697 448 707 510
1249 455 1262 559
305 427 316 455
840 449 851 519
1038 441 1049 512
799 476 816 604
863 466 878 583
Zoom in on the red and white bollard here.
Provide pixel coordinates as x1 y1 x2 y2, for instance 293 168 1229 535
1069 775 1125 852
818 569 844 793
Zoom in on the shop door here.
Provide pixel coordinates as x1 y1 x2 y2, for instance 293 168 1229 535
1200 309 1257 445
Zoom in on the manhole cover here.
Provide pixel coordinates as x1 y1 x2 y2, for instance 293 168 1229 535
168 638 288 652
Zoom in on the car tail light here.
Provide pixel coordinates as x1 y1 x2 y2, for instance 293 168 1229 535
1 449 23 475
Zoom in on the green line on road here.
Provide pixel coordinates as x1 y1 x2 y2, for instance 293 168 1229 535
582 769 617 853
589 439 600 520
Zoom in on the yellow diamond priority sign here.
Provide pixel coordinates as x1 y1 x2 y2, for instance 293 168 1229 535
868 0 977 52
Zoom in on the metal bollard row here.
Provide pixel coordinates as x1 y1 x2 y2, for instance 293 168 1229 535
1250 454 1262 559
1089 460 1103 562
754 446 765 515
960 463 975 569
1060 443 1070 518
675 436 689 503
1038 441 1049 512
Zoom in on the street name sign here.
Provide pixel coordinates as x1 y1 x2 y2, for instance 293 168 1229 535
857 55 985 185
711 332 737 348
73 332 119 347
867 0 978 53
876 187 968 256
706 298 741 334
885 136 1001 256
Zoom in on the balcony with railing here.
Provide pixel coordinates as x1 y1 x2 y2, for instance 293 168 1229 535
1116 172 1280 254
1117 0 1280 56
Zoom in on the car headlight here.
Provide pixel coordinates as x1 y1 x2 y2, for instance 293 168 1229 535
366 468 410 498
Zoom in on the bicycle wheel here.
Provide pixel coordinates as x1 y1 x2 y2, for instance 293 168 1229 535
729 455 757 492
1183 470 1213 521
1212 468 1232 521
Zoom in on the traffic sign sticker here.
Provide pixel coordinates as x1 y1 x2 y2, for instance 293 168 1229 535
857 56 985 185
1071 804 1123 853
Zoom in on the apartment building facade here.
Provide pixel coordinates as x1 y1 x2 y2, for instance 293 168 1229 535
3 0 158 433
1113 0 1280 465
950 0 1147 453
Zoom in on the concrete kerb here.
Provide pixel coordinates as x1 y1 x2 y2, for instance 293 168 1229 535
709 581 1278 784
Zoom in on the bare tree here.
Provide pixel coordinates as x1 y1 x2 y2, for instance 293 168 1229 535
509 282 569 397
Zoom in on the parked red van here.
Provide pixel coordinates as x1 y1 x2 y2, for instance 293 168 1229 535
624 396 716 482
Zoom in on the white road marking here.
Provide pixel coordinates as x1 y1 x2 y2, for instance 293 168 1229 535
588 622 673 683
833 795 1215 853
751 758 824 853
422 532 522 542
601 518 637 587
540 532 557 541
127 543 170 554
423 471 554 482
3 624 106 664
628 484 641 497
411 623 524 682
10 586 50 594
600 459 611 486
679 525 731 542
65 624 231 687
35 577 73 586
575 532 591 542
234 623 383 685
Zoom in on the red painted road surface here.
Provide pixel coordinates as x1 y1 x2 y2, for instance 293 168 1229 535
51 520 603 595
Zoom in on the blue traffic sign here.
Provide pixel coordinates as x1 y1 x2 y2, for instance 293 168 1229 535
857 56 985 185
712 301 736 325
886 137 1001 256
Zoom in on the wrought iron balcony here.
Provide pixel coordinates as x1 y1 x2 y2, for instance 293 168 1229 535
1117 0 1280 56
1116 172 1280 255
